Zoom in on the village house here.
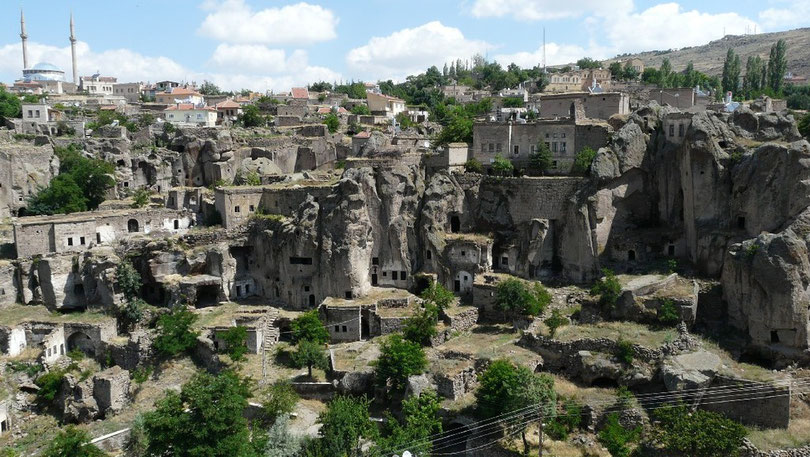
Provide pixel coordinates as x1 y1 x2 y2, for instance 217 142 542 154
366 91 406 119
537 92 630 119
112 82 143 103
79 73 117 95
164 104 218 127
215 99 243 124
156 87 205 106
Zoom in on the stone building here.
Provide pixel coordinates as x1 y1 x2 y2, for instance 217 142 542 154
320 289 417 342
79 73 117 95
0 142 58 218
214 182 335 229
472 120 611 174
112 82 143 103
537 92 630 119
649 87 696 110
164 104 218 127
13 208 195 258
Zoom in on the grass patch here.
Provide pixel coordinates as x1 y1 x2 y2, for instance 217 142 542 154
747 419 810 451
553 321 676 348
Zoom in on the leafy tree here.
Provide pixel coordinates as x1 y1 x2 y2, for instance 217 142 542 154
163 121 176 134
143 370 265 457
433 107 474 147
138 112 156 129
262 380 299 423
419 281 455 310
373 390 442 456
395 111 415 129
544 309 569 338
309 396 376 457
28 174 88 215
0 86 22 118
131 188 151 208
334 82 368 100
264 416 302 457
799 113 810 139
292 339 329 378
598 413 641 457
375 334 428 391
743 56 765 98
722 48 741 94
291 310 329 344
609 62 624 80
491 154 514 177
590 268 622 307
577 58 602 69
309 81 333 92
768 39 788 93
615 337 635 364
495 278 551 318
572 146 597 176
43 426 105 457
199 80 222 95
464 158 484 173
35 368 67 405
323 113 340 133
350 104 370 115
220 325 248 362
476 359 556 456
402 303 439 346
153 308 199 357
529 142 553 175
657 299 681 325
502 97 524 108
239 104 265 128
32 143 116 214
622 62 640 81
653 404 747 457
116 260 142 300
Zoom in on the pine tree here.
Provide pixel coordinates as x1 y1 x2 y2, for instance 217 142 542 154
768 39 788 93
721 48 741 95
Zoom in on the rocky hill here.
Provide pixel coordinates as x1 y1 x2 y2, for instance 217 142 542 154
605 28 810 77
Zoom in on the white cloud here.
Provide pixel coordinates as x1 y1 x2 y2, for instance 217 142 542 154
759 0 810 30
198 0 338 46
494 42 613 68
346 21 491 81
0 40 340 93
470 0 632 21
603 3 759 53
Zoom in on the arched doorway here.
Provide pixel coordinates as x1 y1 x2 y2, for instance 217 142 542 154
309 294 316 307
67 332 95 357
127 219 140 233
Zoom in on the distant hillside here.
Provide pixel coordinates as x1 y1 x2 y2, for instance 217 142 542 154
604 28 810 79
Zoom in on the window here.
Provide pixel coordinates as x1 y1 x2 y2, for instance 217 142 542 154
335 325 340 332
461 250 466 256
496 143 502 153
501 256 508 266
545 133 550 138
372 257 379 265
304 286 310 292
392 271 398 280
669 124 675 137
552 142 558 153
553 133 558 138
96 233 101 243
560 142 567 153
342 325 348 333
400 271 407 280
481 144 486 152
35 110 40 117
678 124 684 137
545 142 551 150
27 110 33 118
561 133 566 138
123 181 129 188
249 205 255 212
80 236 85 245
489 143 495 152
290 257 313 265
345 291 353 299
234 206 240 213
513 145 519 155
173 220 179 229
67 237 73 246
552 161 558 167
426 250 432 259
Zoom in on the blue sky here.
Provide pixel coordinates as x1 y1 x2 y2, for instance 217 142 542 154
1 0 808 91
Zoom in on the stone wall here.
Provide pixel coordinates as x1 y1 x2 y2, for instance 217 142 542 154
700 376 791 429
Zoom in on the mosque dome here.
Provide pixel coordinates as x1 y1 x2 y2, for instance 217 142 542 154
22 62 65 82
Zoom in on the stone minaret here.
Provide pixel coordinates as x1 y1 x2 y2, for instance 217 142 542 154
20 9 29 70
70 13 78 84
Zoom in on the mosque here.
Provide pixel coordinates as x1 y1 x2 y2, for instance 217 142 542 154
16 10 79 93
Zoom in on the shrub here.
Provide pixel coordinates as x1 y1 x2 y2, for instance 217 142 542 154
464 158 484 173
590 268 622 308
528 142 553 175
153 309 199 357
162 121 176 134
745 243 760 258
799 112 810 139
292 339 329 378
116 260 142 300
291 310 329 345
351 104 370 115
572 147 597 176
491 154 514 176
419 281 455 311
131 188 151 208
263 380 299 423
657 299 681 325
131 365 152 384
544 309 569 338
35 369 67 404
615 337 635 364
375 334 428 392
323 113 340 133
220 326 248 362
546 398 583 440
67 349 85 362
598 412 641 457
43 426 105 457
495 278 550 318
402 303 439 346
653 404 747 457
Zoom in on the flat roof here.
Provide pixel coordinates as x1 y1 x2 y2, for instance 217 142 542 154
13 207 184 227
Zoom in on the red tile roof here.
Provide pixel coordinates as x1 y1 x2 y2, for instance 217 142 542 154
165 103 215 111
354 131 371 139
215 100 241 109
292 87 309 99
169 87 202 96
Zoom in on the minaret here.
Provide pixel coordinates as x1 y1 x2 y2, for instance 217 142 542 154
20 9 29 70
70 12 78 84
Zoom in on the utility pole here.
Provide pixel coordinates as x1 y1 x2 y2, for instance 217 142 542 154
538 402 544 457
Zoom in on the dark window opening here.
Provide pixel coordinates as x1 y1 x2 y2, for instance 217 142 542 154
463 275 468 281
426 250 432 259
383 271 387 277
372 257 379 265
73 284 84 295
96 233 101 243
668 245 675 256
345 291 353 299
342 325 348 333
334 325 340 332
501 256 508 266
771 331 780 343
290 257 313 265
737 216 746 230
234 206 240 213
174 219 179 229
401 271 407 280
245 284 250 294
249 205 255 212
79 237 86 245
392 271 398 280
461 250 466 256
450 215 460 233
304 286 310 292
371 273 378 286
196 284 220 308
236 285 242 297
454 280 460 292
309 294 315 306
67 237 73 246
128 219 139 233
628 250 636 261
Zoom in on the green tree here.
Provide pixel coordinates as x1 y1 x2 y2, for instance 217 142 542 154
291 310 329 344
743 56 765 98
464 158 484 174
43 426 105 457
502 97 524 108
50 144 116 210
28 174 88 215
116 260 142 300
622 62 640 81
395 111 414 129
199 80 222 95
323 113 340 133
143 370 265 457
476 359 556 456
309 396 376 457
722 48 741 94
657 299 681 325
659 58 673 88
419 281 455 311
433 108 474 147
402 303 439 346
529 142 553 175
131 188 151 208
495 278 550 318
350 104 370 115
239 104 265 128
220 325 248 362
598 413 641 457
590 268 622 308
264 417 302 457
35 368 67 405
292 339 329 378
546 398 583 440
576 58 602 69
491 154 514 177
609 62 624 80
544 309 569 338
572 146 597 176
0 86 22 118
309 81 333 92
262 380 299 424
799 113 810 139
373 390 443 457
768 39 788 93
615 337 635 364
375 334 428 392
653 404 747 457
153 308 199 357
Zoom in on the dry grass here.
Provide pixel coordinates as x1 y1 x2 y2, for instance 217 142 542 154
551 374 618 405
0 304 111 327
747 418 810 451
554 321 676 348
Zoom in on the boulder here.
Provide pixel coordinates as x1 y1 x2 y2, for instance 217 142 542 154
661 350 723 391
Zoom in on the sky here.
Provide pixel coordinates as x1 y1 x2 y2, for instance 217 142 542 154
1 0 809 92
